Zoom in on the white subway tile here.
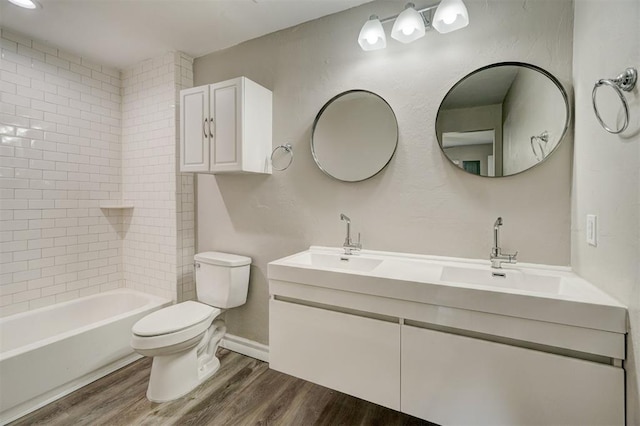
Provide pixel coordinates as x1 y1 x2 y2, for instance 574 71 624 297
0 37 18 52
2 30 31 47
28 238 54 249
17 128 43 139
1 49 32 67
32 41 57 56
40 283 65 297
0 80 16 94
28 199 54 209
45 92 70 107
13 249 41 261
17 45 45 62
1 70 31 87
57 50 81 65
12 288 41 303
31 100 57 113
2 92 31 108
1 135 29 147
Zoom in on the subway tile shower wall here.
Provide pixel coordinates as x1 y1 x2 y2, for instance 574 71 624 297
121 52 195 302
0 29 123 315
0 28 195 315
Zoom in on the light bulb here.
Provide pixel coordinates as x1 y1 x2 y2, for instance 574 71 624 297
358 15 387 51
365 33 379 44
391 3 426 44
442 13 456 24
433 0 469 34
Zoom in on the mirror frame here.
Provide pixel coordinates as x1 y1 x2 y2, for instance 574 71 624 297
311 89 399 182
435 61 571 178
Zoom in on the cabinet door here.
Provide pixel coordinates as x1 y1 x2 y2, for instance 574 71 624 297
180 86 210 172
269 299 401 410
210 79 242 172
401 325 624 426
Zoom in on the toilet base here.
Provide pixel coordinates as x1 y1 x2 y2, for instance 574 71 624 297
145 320 226 403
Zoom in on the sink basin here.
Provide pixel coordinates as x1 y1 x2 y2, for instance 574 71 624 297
268 246 627 335
439 266 562 294
283 252 383 273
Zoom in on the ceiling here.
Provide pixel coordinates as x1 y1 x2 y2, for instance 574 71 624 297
441 67 520 110
0 0 372 69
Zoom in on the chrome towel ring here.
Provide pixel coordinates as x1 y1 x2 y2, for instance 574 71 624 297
592 67 637 134
271 143 294 171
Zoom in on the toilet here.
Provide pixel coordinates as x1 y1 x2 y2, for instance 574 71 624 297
131 251 251 402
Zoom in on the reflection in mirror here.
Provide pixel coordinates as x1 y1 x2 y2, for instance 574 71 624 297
436 62 570 177
312 90 398 182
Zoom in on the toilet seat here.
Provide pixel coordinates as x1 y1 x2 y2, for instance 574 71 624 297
131 301 221 352
133 301 216 336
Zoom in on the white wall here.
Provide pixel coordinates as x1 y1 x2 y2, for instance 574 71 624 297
571 0 640 422
121 52 195 301
194 0 574 344
0 29 123 316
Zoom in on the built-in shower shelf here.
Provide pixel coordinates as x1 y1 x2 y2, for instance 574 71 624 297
99 202 134 209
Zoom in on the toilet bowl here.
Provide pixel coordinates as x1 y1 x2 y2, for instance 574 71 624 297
131 252 251 402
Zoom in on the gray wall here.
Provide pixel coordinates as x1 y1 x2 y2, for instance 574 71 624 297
571 0 640 421
194 0 574 344
502 68 568 175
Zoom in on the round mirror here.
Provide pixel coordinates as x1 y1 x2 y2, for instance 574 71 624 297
311 90 398 182
436 62 570 177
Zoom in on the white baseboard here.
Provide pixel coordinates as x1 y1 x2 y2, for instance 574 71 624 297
220 333 269 363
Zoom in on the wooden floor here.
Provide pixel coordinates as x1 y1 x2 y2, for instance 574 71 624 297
12 349 435 426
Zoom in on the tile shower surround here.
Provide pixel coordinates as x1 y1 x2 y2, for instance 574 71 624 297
0 29 194 315
121 52 195 302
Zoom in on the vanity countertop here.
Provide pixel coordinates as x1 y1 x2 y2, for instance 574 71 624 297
268 246 627 334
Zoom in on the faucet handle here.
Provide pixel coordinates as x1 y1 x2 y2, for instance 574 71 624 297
356 232 362 248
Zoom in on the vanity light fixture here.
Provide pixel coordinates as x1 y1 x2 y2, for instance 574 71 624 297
6 0 40 9
358 0 469 51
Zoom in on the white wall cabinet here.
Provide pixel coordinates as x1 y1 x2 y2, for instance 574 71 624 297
180 77 272 174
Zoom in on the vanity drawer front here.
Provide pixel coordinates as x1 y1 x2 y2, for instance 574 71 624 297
269 299 400 410
401 325 624 426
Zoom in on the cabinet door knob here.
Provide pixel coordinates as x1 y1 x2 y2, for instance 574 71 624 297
203 118 208 138
209 117 214 138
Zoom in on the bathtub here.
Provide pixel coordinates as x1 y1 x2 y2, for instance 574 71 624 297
0 289 170 424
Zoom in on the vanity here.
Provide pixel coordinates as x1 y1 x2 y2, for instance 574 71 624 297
268 247 627 425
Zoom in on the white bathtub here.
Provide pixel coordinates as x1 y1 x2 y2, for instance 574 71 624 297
0 289 170 424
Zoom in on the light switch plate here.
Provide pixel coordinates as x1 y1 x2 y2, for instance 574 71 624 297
586 214 597 246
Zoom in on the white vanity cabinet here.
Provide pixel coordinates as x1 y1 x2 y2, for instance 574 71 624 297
269 299 400 410
401 325 624 426
180 77 272 174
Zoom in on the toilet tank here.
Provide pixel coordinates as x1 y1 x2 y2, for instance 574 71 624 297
194 252 251 308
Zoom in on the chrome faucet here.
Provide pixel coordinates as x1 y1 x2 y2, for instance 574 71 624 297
340 213 361 255
490 217 518 268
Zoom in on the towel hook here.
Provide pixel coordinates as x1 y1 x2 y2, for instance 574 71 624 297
592 67 637 134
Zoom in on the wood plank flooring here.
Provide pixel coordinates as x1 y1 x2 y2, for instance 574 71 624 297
11 349 435 426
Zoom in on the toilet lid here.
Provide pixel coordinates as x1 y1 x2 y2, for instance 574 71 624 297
132 301 218 337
